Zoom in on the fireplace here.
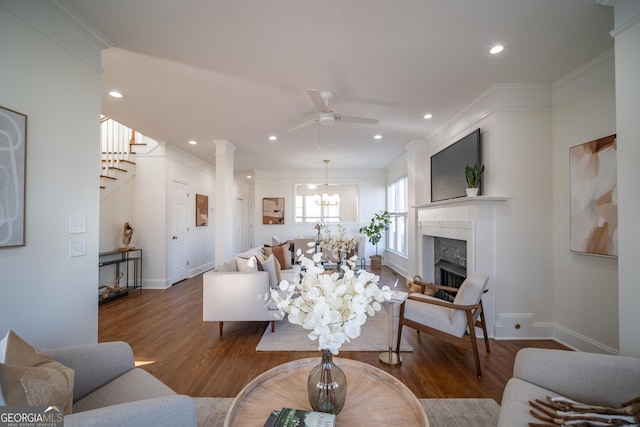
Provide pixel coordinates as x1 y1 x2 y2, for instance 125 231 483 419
434 237 467 301
415 197 508 338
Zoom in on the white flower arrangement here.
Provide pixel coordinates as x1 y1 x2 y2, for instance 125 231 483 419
319 224 362 263
267 251 392 355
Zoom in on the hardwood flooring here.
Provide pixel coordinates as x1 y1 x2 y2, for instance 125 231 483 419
98 266 568 404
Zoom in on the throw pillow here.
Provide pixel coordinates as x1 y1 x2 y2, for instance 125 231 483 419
236 247 266 260
236 256 259 272
258 254 281 288
0 330 74 414
216 258 238 272
264 243 292 270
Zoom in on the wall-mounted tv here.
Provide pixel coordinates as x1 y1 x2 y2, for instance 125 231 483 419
430 128 482 202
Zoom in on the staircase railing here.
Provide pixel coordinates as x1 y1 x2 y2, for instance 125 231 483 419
100 117 142 190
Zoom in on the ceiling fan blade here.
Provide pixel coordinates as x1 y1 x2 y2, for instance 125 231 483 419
338 114 379 125
288 117 318 132
307 89 330 113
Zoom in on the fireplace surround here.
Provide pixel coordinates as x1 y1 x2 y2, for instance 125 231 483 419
415 196 509 337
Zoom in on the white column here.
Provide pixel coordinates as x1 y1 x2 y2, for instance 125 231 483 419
214 140 236 263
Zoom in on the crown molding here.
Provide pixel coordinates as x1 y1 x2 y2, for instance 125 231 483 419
0 0 111 72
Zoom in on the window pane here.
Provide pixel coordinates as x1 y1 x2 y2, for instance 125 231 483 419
386 177 408 256
397 215 406 253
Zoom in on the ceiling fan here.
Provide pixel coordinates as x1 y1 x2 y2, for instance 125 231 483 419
288 89 379 132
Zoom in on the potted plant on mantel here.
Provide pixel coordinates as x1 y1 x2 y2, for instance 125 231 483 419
359 210 391 270
465 163 484 197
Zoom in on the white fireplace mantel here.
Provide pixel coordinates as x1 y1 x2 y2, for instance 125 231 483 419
413 196 510 210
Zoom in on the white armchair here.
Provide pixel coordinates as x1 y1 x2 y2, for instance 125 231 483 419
397 272 490 377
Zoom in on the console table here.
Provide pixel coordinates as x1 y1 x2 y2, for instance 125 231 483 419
98 249 142 304
224 357 429 426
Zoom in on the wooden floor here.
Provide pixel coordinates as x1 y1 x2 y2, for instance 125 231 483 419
99 266 568 404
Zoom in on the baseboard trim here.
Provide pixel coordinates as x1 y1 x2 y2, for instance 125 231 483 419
553 323 619 354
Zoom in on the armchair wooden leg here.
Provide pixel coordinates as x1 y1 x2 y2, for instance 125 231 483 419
395 301 406 354
479 302 490 353
465 310 482 378
219 321 223 338
271 320 275 333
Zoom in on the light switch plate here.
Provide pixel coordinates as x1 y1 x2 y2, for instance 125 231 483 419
69 237 86 257
69 215 87 234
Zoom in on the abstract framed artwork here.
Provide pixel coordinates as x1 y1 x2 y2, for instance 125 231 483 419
195 194 208 226
569 134 617 257
0 106 27 248
263 197 284 224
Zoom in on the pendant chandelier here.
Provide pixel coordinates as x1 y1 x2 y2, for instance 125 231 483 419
315 160 340 206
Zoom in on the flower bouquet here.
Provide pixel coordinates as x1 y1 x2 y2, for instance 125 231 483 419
266 250 392 414
318 224 362 271
268 251 391 354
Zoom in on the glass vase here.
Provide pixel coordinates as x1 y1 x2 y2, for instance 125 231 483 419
307 349 347 414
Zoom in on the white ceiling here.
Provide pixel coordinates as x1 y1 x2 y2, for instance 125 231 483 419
59 0 613 176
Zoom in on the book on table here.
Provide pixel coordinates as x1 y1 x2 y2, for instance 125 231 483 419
264 407 336 427
263 409 280 427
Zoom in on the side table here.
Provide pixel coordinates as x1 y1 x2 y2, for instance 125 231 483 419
379 290 409 365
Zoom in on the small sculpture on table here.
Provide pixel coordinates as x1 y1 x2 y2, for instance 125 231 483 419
99 272 125 299
119 221 134 252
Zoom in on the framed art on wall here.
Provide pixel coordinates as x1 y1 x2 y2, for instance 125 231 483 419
0 106 27 248
569 134 617 257
263 197 284 224
195 194 208 226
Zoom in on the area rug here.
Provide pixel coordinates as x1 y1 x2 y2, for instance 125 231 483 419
195 397 500 427
256 308 413 352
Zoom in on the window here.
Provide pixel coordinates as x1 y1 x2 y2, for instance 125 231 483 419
294 184 358 223
387 176 408 255
295 194 341 223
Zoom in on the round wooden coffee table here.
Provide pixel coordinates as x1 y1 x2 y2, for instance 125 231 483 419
224 357 429 427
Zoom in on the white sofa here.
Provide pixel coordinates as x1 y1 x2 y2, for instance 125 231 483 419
203 248 299 337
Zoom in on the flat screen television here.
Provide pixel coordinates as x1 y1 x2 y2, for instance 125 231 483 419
430 128 482 202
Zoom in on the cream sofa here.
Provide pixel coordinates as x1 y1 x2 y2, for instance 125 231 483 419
203 248 299 336
498 348 640 426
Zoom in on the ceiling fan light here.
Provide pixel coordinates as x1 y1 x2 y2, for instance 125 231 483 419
318 113 335 126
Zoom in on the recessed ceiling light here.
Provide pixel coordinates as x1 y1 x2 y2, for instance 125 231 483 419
424 113 433 119
108 91 124 98
188 140 197 145
374 134 382 140
246 175 252 179
490 45 504 55
268 135 277 141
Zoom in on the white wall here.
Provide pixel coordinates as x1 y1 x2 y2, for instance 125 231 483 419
551 51 618 353
165 145 216 278
409 84 554 340
100 180 135 252
253 168 387 261
405 52 625 351
0 2 105 348
613 0 640 357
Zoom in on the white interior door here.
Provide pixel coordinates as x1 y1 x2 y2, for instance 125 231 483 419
234 198 244 253
170 181 189 285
